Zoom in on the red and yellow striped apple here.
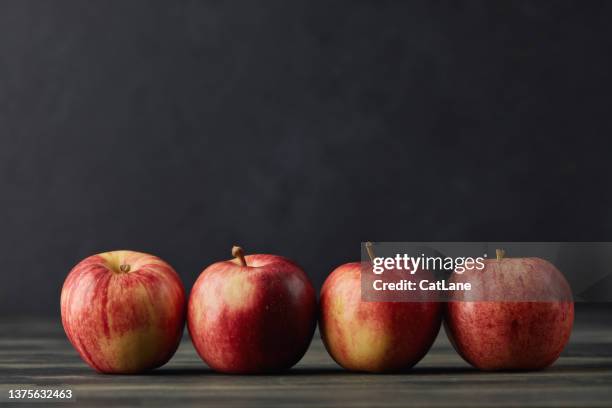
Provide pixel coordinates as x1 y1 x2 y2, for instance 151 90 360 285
187 246 317 373
444 249 574 370
319 244 443 372
61 250 186 374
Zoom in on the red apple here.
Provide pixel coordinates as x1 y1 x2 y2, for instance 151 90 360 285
61 250 186 374
319 247 442 372
187 246 317 373
445 249 574 370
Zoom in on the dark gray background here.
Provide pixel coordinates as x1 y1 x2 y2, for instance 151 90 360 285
1 1 611 316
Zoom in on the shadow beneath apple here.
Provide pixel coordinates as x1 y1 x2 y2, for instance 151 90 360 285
141 367 348 376
143 367 354 376
280 367 355 376
141 363 612 376
143 367 217 376
270 366 481 376
402 366 479 375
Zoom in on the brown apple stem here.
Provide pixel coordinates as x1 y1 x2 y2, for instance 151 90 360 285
119 264 130 273
365 242 376 261
496 249 506 261
232 245 247 267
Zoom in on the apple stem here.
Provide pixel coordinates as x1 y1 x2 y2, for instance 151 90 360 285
365 242 376 262
119 264 130 273
496 249 505 261
232 246 247 267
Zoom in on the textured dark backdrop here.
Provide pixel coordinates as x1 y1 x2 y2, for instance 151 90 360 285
1 1 611 316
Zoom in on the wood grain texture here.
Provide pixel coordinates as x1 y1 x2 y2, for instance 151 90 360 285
1 306 611 407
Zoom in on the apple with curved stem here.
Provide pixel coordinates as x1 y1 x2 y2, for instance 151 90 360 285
187 245 317 374
444 249 574 370
61 250 186 374
319 242 442 372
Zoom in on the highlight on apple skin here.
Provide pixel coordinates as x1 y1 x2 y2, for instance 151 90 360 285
60 250 186 374
444 249 574 371
187 246 317 374
319 243 443 373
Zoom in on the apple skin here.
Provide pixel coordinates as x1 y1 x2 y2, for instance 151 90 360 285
444 256 574 370
187 254 317 374
319 262 442 372
61 250 186 374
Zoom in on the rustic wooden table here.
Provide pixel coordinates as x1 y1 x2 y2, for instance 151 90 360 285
1 305 611 407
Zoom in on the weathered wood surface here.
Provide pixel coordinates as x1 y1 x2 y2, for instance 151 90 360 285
1 306 611 407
